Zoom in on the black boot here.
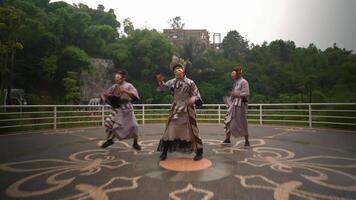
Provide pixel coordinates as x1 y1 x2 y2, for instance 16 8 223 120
101 139 114 148
222 138 231 144
132 141 142 151
160 149 168 161
160 142 169 161
193 148 203 161
244 141 250 147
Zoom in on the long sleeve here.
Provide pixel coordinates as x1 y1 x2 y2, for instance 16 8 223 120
157 79 175 92
231 78 249 107
107 84 118 94
127 83 140 100
189 81 202 102
239 80 249 98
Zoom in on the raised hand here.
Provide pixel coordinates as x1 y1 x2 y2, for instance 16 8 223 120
155 72 165 82
187 97 196 106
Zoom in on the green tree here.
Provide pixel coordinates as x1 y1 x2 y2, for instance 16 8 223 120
109 29 176 80
63 71 80 104
168 16 184 29
83 24 117 56
222 30 249 61
123 18 134 35
0 5 24 104
56 46 91 82
40 55 57 79
199 82 217 103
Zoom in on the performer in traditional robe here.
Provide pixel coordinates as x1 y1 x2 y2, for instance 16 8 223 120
155 56 204 161
100 70 141 150
223 67 250 146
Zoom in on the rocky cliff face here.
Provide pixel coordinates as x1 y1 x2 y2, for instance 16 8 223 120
80 58 115 103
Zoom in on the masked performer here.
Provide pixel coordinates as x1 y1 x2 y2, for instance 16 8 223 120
223 67 250 146
101 70 141 150
155 56 204 161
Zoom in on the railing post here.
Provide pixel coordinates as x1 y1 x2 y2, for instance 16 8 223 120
20 104 23 126
259 104 263 125
53 106 57 130
142 105 145 125
218 105 221 124
102 106 105 127
309 104 312 128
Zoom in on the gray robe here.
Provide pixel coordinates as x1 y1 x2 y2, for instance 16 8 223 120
104 81 139 140
157 76 203 152
224 77 249 137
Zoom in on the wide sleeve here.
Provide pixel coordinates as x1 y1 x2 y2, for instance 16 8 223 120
157 78 175 92
190 81 201 100
107 84 117 94
189 81 203 106
127 83 140 100
240 80 250 98
102 84 118 106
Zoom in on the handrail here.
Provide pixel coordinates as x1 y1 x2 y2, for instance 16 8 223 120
1 103 355 132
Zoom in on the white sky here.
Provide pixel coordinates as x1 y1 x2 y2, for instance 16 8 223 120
51 0 356 51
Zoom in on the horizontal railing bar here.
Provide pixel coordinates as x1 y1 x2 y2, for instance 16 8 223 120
56 110 103 114
137 114 169 116
262 114 309 117
56 120 102 125
312 121 356 126
56 116 102 119
312 109 356 112
197 114 220 116
1 103 355 131
0 111 54 115
140 118 167 121
143 109 170 111
196 119 220 120
262 119 309 123
0 105 108 108
0 117 54 122
261 109 309 112
0 123 54 129
134 104 171 107
1 103 356 108
196 109 220 112
312 115 356 119
250 103 356 106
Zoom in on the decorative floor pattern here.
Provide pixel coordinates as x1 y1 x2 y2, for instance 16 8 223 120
0 125 355 199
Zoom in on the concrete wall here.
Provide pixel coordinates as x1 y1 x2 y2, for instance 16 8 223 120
79 58 115 103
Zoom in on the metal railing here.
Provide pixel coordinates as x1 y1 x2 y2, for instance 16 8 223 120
0 103 355 133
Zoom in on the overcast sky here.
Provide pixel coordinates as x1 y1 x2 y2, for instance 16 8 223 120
52 0 356 51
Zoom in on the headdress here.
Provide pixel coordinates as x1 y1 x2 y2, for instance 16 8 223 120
169 55 186 71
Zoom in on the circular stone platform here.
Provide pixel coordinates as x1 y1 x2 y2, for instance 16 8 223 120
159 157 212 172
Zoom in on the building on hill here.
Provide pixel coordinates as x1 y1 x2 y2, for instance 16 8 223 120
163 29 211 49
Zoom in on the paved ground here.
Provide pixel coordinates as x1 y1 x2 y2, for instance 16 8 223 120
0 124 355 200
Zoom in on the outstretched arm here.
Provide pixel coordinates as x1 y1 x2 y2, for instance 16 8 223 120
156 73 175 92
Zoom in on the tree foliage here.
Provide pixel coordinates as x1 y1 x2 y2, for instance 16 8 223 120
168 16 184 29
0 1 355 105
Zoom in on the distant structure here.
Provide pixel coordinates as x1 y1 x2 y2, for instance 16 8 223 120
2 89 27 105
211 33 222 49
163 29 213 49
88 98 101 105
